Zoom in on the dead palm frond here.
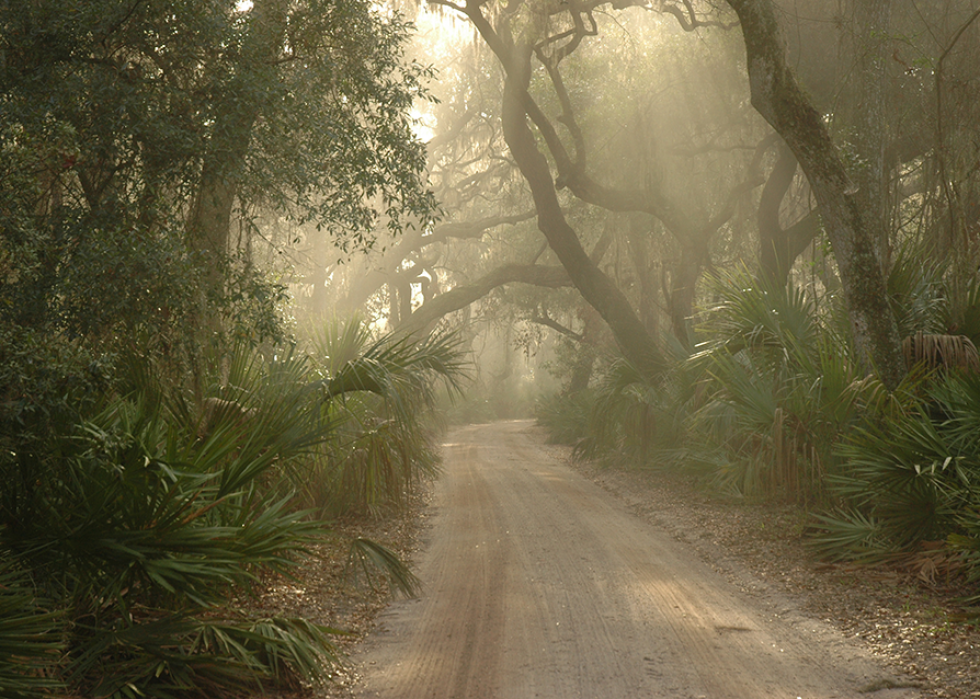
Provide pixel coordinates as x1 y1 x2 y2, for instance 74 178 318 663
903 332 980 373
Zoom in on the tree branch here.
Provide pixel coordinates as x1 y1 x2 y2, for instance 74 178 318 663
660 0 739 31
398 263 572 335
530 313 585 341
428 210 537 244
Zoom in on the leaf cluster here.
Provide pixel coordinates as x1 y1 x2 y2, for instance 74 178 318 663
0 325 466 695
297 317 468 517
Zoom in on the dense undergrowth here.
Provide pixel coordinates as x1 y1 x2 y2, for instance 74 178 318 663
536 262 980 611
0 319 464 698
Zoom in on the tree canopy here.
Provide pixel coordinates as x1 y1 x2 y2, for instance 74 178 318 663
1 0 437 348
5 0 980 691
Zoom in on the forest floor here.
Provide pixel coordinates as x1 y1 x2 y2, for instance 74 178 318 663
256 420 979 698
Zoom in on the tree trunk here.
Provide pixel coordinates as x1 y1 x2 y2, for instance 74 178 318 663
625 215 661 339
566 305 604 394
847 0 893 272
726 0 905 389
758 141 797 286
186 0 287 290
456 4 670 375
500 70 664 377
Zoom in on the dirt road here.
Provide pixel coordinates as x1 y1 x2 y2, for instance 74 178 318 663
352 421 921 699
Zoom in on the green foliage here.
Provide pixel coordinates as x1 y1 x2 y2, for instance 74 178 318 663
298 318 468 516
0 347 347 696
0 312 464 694
0 0 460 690
0 559 64 698
574 337 699 465
346 537 422 599
887 242 948 339
947 272 980 350
810 373 980 578
686 268 866 499
805 509 899 563
0 0 437 373
534 390 595 447
536 261 980 598
0 0 436 238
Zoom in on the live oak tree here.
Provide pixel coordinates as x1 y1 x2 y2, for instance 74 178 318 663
291 38 580 343
422 0 920 387
1 0 436 348
422 0 768 373
722 0 905 388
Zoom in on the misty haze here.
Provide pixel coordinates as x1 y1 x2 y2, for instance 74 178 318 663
2 1 979 697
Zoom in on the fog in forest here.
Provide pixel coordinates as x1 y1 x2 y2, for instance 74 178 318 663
6 1 980 693
281 2 762 418
256 0 977 421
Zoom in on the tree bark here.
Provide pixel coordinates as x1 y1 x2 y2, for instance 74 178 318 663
566 305 604 393
758 141 800 286
725 0 905 388
847 0 892 272
625 215 661 340
667 232 710 348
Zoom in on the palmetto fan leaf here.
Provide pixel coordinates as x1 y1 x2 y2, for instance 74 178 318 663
346 537 422 598
684 266 882 499
2 321 466 694
69 613 341 698
299 318 468 515
0 558 64 698
320 329 467 409
806 509 899 563
886 240 948 339
693 265 818 372
573 349 695 464
828 370 980 562
2 345 352 696
903 332 980 373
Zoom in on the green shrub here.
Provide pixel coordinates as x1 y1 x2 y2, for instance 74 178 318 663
810 372 980 599
299 318 466 516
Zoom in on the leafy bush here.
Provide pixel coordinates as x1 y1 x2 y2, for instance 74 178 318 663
810 372 980 589
1 350 344 697
299 318 467 517
534 389 595 447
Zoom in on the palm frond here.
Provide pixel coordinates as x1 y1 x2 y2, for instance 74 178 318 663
807 509 898 563
0 557 64 699
346 537 421 599
903 332 980 373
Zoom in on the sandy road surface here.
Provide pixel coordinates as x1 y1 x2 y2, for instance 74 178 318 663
352 421 921 699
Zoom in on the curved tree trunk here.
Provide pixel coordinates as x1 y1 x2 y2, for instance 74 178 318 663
500 67 664 377
758 141 797 286
726 0 905 389
666 232 710 349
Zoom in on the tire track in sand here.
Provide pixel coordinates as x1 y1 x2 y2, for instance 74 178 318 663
353 421 921 699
